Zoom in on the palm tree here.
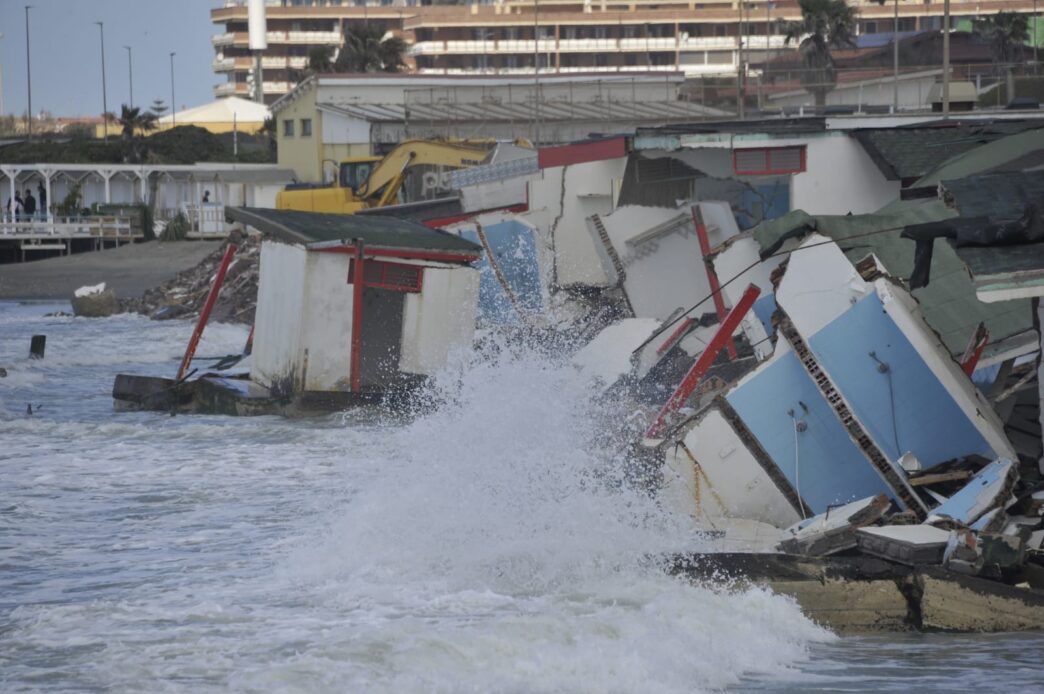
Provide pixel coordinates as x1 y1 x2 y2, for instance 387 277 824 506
783 0 859 110
334 23 407 73
307 45 336 73
975 12 1030 102
976 11 1030 63
117 104 158 140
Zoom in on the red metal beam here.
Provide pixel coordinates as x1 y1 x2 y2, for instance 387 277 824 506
645 283 760 439
350 240 365 392
656 316 695 357
176 243 237 382
960 322 989 376
537 136 629 169
692 205 737 360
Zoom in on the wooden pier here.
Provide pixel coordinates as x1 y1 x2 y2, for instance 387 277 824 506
0 217 142 262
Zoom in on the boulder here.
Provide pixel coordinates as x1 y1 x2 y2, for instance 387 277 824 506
71 283 120 318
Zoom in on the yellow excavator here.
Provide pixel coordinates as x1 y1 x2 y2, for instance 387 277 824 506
276 139 503 215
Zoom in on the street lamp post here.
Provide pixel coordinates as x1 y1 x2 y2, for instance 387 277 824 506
893 0 900 113
25 5 32 139
95 22 108 142
169 52 176 127
0 32 5 118
123 45 133 108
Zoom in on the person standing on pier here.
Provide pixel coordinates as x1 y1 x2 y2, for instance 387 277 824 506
37 183 47 219
12 192 24 221
23 189 37 220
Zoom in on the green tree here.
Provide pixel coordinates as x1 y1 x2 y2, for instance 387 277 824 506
334 23 407 73
975 11 1029 63
783 0 859 109
307 45 336 73
117 105 158 140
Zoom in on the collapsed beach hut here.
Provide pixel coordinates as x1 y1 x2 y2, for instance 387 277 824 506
229 207 482 401
113 207 483 415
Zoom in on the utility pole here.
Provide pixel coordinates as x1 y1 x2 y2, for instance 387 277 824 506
0 33 5 118
533 0 540 145
25 5 32 138
737 0 745 119
124 45 133 108
170 52 176 126
95 22 108 142
893 0 899 113
942 0 950 116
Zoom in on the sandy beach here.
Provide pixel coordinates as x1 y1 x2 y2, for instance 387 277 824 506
0 240 221 301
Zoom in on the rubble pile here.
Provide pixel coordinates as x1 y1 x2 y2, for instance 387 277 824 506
120 235 261 325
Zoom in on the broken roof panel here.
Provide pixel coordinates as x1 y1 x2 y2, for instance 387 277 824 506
916 128 1044 187
852 121 1044 181
749 200 1033 357
941 170 1044 219
226 206 482 257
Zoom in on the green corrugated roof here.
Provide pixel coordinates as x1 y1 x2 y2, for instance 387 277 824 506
941 169 1044 218
750 199 1032 357
226 206 482 256
852 122 1044 181
916 129 1044 187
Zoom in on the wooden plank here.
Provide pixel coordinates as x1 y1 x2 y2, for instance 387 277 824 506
908 470 973 487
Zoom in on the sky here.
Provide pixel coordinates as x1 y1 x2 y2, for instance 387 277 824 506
0 0 220 118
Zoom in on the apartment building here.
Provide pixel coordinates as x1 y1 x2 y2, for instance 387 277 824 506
212 0 1042 102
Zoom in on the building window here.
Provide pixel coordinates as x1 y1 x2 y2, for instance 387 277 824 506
348 260 424 293
301 118 312 136
283 119 295 137
733 146 806 175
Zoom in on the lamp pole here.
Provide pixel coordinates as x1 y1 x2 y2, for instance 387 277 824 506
169 52 176 126
942 0 950 117
123 45 133 108
95 22 108 142
893 0 899 113
0 32 5 118
25 5 32 139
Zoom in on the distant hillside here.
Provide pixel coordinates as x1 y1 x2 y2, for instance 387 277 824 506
0 125 275 165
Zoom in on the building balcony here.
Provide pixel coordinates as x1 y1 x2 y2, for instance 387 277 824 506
214 82 249 97
618 37 678 51
212 56 236 72
268 30 343 44
212 32 235 47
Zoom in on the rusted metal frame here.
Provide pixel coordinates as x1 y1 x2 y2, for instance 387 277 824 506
645 283 760 438
475 222 521 310
691 204 737 360
350 239 365 393
777 313 928 519
714 397 813 519
176 243 237 382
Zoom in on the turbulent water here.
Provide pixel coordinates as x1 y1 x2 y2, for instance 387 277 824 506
1 300 1042 692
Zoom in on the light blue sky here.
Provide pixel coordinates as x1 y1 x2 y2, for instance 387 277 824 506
0 0 219 118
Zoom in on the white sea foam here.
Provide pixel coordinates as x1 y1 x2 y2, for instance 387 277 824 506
0 303 832 692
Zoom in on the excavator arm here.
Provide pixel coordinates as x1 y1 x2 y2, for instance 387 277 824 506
355 139 494 206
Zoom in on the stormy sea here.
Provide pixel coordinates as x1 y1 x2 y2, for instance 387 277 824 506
2 300 1042 692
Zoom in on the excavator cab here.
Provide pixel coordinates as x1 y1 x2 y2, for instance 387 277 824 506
339 158 380 193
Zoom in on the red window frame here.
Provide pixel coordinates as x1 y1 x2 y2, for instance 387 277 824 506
732 146 807 176
348 259 424 293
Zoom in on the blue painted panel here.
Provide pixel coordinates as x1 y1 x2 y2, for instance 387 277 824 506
457 221 542 324
751 294 777 338
726 351 896 513
736 179 791 229
808 293 994 467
